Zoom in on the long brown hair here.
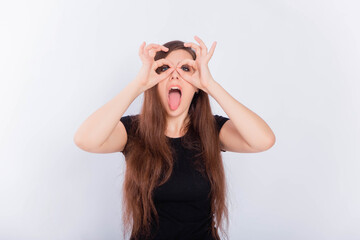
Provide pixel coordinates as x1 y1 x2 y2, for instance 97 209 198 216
121 40 229 240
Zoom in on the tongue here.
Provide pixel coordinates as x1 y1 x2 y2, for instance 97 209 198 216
168 92 181 110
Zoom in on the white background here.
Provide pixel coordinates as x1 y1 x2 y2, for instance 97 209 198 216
1 0 359 239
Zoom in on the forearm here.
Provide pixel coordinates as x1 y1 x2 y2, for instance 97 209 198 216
74 78 143 148
207 78 275 150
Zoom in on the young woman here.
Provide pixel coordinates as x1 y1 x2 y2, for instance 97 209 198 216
74 36 276 240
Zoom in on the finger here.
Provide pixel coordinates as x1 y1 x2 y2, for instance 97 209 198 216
145 44 168 53
138 41 146 56
163 67 176 77
194 36 208 54
176 59 196 69
153 59 175 75
158 66 176 82
146 47 165 58
176 59 197 74
153 58 174 70
144 43 164 51
149 46 169 59
148 48 156 58
184 42 201 58
175 67 183 77
207 41 217 60
177 71 193 85
178 59 197 70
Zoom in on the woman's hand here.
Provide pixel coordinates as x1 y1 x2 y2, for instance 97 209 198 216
176 36 217 94
134 42 176 93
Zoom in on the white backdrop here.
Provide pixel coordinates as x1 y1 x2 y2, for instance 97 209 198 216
1 0 359 239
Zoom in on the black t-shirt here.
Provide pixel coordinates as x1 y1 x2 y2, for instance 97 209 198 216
120 114 229 240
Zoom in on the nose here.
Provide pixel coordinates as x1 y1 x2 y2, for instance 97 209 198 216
170 67 181 79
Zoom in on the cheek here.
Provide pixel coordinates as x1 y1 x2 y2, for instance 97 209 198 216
182 89 196 101
156 84 167 100
156 83 163 92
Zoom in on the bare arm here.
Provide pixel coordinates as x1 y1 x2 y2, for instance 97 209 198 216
209 79 276 152
73 42 176 153
73 78 143 151
179 36 275 153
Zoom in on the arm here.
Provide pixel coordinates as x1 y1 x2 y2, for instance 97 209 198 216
177 35 275 153
208 79 276 153
73 42 175 152
73 78 143 151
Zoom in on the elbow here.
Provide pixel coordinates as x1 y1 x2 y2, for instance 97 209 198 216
73 135 91 152
73 133 83 148
256 135 276 152
73 132 87 149
73 133 102 152
264 135 276 150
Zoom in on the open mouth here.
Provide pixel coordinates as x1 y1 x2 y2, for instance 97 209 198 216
168 88 182 111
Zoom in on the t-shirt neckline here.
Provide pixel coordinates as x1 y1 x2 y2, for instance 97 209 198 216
165 131 187 140
166 135 184 140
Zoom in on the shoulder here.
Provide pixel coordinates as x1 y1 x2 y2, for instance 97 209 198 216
120 114 139 125
120 114 139 122
213 114 230 133
120 114 140 135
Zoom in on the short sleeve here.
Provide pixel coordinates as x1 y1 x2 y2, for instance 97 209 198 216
214 114 230 152
214 114 230 133
120 115 133 136
119 115 138 154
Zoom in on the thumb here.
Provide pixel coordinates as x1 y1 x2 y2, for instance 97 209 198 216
177 68 192 83
158 66 175 82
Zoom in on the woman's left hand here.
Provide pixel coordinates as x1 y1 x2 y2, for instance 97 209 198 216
176 36 217 94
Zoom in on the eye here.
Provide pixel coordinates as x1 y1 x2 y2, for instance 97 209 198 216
160 65 170 72
181 65 190 72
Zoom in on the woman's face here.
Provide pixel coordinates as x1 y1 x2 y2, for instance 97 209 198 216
156 49 198 117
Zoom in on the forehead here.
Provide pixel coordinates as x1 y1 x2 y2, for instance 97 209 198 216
165 49 193 65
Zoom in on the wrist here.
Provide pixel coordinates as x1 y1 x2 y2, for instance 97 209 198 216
206 77 217 96
130 77 146 95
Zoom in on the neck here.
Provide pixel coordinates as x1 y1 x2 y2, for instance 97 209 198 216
165 112 190 137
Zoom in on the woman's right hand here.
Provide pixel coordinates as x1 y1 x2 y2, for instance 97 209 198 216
134 42 175 93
